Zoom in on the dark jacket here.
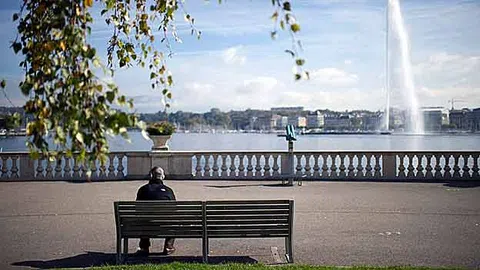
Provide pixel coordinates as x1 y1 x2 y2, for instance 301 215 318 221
136 180 176 201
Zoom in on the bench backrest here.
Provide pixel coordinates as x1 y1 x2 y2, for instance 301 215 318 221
115 201 204 238
115 200 294 239
206 200 293 238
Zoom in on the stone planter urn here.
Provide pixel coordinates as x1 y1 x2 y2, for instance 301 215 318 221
150 134 172 151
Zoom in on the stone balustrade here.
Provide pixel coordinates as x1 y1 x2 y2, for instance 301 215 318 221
0 151 479 181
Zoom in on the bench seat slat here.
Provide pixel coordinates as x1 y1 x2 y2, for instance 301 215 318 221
207 219 288 225
206 210 289 215
119 211 202 216
119 206 202 211
206 205 288 210
123 232 203 238
118 201 203 205
207 225 288 230
207 215 289 220
207 234 289 238
206 200 290 205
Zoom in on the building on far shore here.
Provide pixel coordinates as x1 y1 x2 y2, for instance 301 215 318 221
306 111 325 129
271 107 304 113
449 108 470 130
324 114 351 130
422 107 449 132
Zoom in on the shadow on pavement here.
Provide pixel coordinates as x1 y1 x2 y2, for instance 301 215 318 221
12 251 258 269
443 181 480 188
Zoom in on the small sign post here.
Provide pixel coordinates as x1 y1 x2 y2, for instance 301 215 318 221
285 125 297 186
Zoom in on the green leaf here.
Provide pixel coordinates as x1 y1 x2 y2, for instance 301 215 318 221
0 80 5 88
106 91 115 103
283 2 291 11
150 72 157 79
162 88 168 95
13 13 19 21
166 92 172 99
12 42 22 54
75 133 84 144
290 23 300 33
295 73 302 80
167 75 173 86
295 59 305 66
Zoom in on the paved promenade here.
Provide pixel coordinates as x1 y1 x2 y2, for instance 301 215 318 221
0 180 479 269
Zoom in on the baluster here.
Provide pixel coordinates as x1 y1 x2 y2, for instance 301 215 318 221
452 154 461 178
416 155 425 179
108 155 116 178
365 154 373 178
471 154 479 179
272 154 280 176
263 155 271 177
443 154 452 179
330 155 338 178
246 154 254 177
1 156 8 178
99 159 107 179
221 155 228 178
462 154 471 179
321 154 329 178
117 154 125 178
90 160 98 180
54 157 63 178
347 154 355 178
238 154 245 178
356 154 365 178
338 154 346 178
212 154 220 178
304 154 312 177
195 154 203 177
255 155 263 177
312 154 320 178
406 154 415 178
374 155 381 178
10 156 18 178
45 158 53 179
73 157 81 179
204 155 212 178
424 154 433 179
296 155 303 176
434 154 442 178
230 155 237 177
81 160 90 179
36 158 45 179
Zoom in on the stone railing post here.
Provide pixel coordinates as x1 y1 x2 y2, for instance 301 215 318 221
151 151 193 180
126 152 151 180
19 154 36 180
382 152 397 180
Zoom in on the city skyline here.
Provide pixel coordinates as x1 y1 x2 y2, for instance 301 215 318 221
1 0 479 113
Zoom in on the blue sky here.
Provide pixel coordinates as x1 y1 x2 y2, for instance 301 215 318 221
1 0 479 113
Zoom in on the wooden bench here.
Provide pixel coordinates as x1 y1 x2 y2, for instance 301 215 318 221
114 200 294 264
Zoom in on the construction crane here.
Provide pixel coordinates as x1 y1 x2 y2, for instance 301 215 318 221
448 99 466 110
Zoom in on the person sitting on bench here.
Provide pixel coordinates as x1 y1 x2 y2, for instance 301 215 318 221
135 166 176 256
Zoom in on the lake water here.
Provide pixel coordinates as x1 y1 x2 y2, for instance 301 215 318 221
1 132 479 152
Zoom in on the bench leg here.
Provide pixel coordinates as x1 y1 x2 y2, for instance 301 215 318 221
285 237 294 263
116 237 122 264
123 238 129 255
202 238 209 263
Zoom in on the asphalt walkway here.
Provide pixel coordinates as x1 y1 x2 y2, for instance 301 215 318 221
0 180 479 269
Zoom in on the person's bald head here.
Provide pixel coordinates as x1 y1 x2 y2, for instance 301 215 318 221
149 166 165 183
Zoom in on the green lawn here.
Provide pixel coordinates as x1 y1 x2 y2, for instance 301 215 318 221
89 262 465 270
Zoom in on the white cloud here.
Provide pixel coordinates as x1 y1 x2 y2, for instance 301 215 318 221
221 46 246 65
237 77 278 95
310 68 359 87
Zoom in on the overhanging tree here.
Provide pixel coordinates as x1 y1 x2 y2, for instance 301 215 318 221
3 0 307 165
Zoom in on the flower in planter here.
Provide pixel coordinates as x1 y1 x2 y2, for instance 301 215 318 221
146 121 176 136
